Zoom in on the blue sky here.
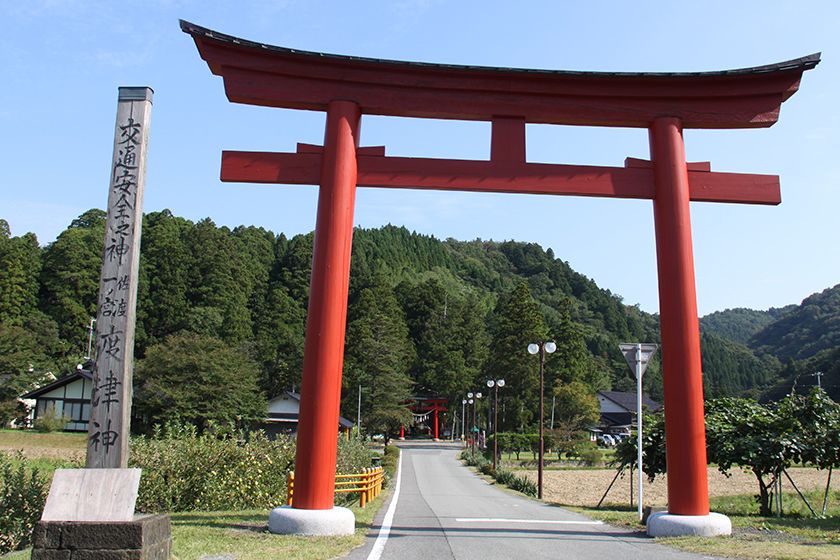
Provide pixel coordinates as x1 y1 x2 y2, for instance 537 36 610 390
1 1 838 316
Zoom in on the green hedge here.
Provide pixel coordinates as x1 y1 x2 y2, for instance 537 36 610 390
130 424 373 512
459 449 536 497
0 452 49 554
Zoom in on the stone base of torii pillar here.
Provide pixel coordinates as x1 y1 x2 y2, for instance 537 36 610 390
268 505 354 536
647 512 732 537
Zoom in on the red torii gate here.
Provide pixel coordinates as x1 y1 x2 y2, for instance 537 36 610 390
400 396 448 441
182 20 817 535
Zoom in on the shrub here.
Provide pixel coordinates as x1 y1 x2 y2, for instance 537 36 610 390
494 469 516 486
578 445 603 467
130 423 295 512
0 452 49 554
460 449 489 469
130 423 374 512
33 408 70 432
508 474 538 497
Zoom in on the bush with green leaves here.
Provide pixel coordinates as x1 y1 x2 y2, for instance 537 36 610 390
130 423 373 512
33 407 70 432
380 445 400 481
508 473 537 497
0 452 49 554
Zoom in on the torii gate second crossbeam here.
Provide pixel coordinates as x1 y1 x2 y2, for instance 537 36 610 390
181 20 818 537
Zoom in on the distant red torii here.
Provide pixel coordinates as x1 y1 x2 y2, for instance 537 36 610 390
181 19 818 534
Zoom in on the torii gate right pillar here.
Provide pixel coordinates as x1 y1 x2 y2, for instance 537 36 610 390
648 117 730 535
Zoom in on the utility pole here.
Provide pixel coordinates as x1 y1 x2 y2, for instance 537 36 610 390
811 371 824 389
85 318 96 359
357 385 361 432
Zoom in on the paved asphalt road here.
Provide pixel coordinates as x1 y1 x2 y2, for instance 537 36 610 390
344 441 722 560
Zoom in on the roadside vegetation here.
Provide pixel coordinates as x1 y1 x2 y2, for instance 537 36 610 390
576 490 840 560
0 427 392 558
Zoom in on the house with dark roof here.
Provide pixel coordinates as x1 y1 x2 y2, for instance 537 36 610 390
262 391 354 438
21 363 94 432
596 390 661 435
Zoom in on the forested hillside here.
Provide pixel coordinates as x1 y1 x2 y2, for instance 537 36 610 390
699 285 840 401
699 307 793 345
1 209 809 430
749 284 840 361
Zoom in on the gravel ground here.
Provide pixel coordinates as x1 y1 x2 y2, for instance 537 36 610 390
520 466 839 507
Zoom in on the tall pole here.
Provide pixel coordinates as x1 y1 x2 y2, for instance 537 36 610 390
493 384 499 471
538 345 546 500
472 400 477 452
650 117 709 516
635 343 644 521
87 87 152 469
550 394 556 430
461 400 466 444
357 385 361 433
293 100 361 510
85 318 95 360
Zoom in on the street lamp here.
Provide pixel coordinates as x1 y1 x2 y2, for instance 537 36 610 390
461 399 467 444
487 378 505 470
470 392 482 452
528 340 556 499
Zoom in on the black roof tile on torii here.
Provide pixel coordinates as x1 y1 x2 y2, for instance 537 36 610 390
179 20 818 80
180 19 820 129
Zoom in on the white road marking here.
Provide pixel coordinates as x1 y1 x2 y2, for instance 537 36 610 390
366 451 404 560
455 518 603 525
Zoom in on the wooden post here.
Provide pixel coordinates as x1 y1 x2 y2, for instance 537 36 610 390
86 87 153 469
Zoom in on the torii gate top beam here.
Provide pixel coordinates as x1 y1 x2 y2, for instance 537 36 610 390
181 20 817 129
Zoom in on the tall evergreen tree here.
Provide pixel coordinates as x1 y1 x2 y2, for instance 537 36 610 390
485 282 547 431
137 210 193 350
0 222 41 326
185 219 251 343
343 277 414 439
39 209 105 353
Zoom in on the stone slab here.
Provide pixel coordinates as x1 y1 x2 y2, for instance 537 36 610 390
32 515 170 560
32 550 71 560
42 469 141 522
647 511 732 537
268 505 355 536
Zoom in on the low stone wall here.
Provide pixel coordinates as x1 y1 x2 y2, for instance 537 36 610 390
32 514 170 560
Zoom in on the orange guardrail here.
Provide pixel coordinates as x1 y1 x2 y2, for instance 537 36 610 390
287 466 384 508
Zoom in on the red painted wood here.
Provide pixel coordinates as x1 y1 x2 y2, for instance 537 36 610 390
650 117 710 516
434 408 439 440
293 101 361 510
186 27 816 129
221 150 780 205
625 157 711 172
491 117 526 163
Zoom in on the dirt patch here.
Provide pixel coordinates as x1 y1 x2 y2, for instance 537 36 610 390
520 467 839 507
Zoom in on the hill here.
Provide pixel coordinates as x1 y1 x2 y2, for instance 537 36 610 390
749 284 840 361
0 211 794 427
699 306 794 345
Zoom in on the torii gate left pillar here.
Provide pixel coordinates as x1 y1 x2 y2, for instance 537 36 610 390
182 19 817 537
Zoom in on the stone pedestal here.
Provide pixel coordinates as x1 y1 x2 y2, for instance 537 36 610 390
268 505 354 536
647 511 732 537
32 514 171 560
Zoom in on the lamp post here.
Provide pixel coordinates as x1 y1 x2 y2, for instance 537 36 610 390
528 340 556 500
461 399 467 444
487 378 505 471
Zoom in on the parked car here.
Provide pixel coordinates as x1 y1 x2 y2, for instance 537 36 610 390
597 434 616 447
